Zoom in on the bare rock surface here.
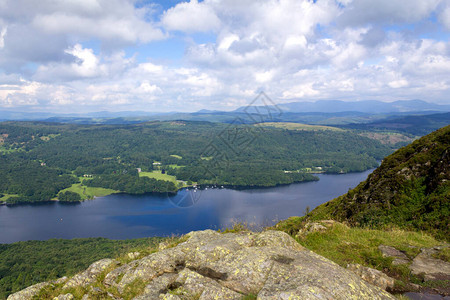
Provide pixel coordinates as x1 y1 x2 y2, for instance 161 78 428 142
410 248 450 281
347 263 395 291
8 230 396 300
63 258 117 289
7 282 50 300
53 293 74 300
378 245 410 265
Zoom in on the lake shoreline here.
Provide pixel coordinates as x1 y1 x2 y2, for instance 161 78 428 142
0 169 375 244
3 168 381 206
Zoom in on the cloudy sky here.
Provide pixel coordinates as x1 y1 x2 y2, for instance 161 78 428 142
0 0 449 113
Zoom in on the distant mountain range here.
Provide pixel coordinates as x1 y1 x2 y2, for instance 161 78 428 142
0 110 168 122
344 112 450 135
235 99 450 114
1 100 449 127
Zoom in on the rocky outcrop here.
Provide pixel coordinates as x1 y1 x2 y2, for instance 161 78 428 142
53 294 74 300
296 220 338 237
410 247 450 281
63 258 117 289
7 277 68 300
8 230 396 300
378 245 410 265
347 263 395 291
7 282 50 300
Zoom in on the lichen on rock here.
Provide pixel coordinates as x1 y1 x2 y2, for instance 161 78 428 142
8 230 396 299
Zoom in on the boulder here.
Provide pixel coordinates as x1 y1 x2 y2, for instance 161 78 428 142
378 245 410 265
53 293 74 300
7 282 50 300
63 258 117 289
347 263 395 291
127 252 141 260
296 220 339 237
410 248 450 281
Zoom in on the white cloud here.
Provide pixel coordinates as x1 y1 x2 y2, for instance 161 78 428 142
65 44 100 77
0 26 6 49
137 82 162 94
162 0 220 33
0 0 449 112
0 80 41 107
0 0 164 72
33 44 102 81
388 79 409 88
33 11 163 44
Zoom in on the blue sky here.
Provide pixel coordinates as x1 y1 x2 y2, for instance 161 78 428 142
0 0 449 113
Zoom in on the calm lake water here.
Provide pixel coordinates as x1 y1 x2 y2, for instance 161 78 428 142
0 169 374 244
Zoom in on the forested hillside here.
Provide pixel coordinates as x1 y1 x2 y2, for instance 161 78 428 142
0 121 391 204
308 125 450 240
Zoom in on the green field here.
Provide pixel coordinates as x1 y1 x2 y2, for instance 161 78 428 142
139 171 192 188
139 170 177 183
59 183 118 200
168 164 184 169
258 122 344 131
0 194 18 203
169 154 182 159
40 134 60 141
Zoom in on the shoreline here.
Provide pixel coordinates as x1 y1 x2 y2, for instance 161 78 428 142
1 168 376 206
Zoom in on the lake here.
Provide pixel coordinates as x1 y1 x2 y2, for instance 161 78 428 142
0 169 374 244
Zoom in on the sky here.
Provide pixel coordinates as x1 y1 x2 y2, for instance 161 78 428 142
0 0 449 113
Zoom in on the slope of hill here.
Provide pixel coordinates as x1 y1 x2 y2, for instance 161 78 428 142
309 125 450 240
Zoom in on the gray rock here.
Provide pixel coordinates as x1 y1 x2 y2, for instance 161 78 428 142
12 230 397 300
104 261 138 288
378 245 410 265
53 293 74 300
159 295 182 300
257 249 394 299
127 252 141 260
410 248 450 281
296 220 338 238
116 247 185 292
159 240 173 251
63 258 116 289
133 273 179 300
174 269 241 299
52 276 68 285
347 263 395 291
7 282 50 300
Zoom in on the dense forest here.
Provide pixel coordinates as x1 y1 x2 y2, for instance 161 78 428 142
0 121 392 204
